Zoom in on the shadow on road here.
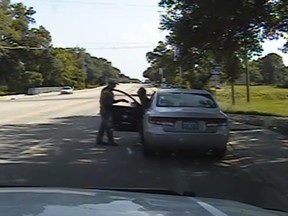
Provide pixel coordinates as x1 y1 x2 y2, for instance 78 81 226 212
0 115 102 165
0 116 288 212
229 130 288 201
0 115 233 187
0 114 224 164
0 115 115 187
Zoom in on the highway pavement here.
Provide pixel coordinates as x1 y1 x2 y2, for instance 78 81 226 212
0 84 288 212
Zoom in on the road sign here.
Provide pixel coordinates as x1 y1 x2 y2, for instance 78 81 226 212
159 68 163 75
211 66 221 75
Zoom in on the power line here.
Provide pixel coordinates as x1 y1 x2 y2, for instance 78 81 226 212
26 0 159 8
72 42 157 45
76 45 155 50
0 46 47 50
0 45 156 50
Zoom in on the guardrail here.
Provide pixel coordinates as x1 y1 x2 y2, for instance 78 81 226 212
27 87 63 95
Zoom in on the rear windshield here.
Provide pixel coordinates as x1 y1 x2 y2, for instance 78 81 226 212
156 92 218 108
63 86 72 89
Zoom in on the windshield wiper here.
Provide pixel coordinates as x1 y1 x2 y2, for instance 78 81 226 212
88 187 196 197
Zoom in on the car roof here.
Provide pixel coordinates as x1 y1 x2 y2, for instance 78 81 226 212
157 88 211 95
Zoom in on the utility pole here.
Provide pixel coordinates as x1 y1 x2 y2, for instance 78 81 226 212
245 51 250 103
159 68 163 86
179 65 183 88
174 45 183 88
231 80 236 105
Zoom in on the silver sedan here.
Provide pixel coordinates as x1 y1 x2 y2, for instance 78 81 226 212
142 88 229 157
111 88 229 158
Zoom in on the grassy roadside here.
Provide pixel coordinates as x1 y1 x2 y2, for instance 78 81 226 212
215 85 288 117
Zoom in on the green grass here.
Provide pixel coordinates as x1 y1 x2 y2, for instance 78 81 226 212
215 85 288 117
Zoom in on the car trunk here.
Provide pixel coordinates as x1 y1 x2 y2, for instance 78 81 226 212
148 107 227 133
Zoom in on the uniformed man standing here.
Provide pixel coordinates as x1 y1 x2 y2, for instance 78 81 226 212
96 79 128 146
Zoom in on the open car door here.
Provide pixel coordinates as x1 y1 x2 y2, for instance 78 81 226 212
111 89 141 132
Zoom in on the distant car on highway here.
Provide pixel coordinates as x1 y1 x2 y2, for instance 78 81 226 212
60 86 74 94
111 88 229 158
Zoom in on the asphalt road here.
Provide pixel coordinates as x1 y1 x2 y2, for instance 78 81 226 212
0 84 288 212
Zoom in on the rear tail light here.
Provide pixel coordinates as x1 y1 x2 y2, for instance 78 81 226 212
206 118 228 127
148 117 175 126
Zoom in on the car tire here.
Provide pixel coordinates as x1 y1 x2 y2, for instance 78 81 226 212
213 147 227 159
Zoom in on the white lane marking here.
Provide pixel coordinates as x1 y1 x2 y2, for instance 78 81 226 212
230 129 266 134
21 138 54 154
0 188 96 196
189 198 228 216
126 147 133 155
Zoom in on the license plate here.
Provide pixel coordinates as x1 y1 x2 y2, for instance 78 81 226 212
182 121 198 130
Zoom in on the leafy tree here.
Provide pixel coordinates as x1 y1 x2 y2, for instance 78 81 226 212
22 71 43 90
97 58 120 83
259 53 286 85
279 67 288 88
52 48 86 89
84 55 102 87
148 0 288 87
159 0 286 54
144 41 217 88
119 73 132 83
248 60 263 84
144 41 176 84
0 1 130 94
0 1 52 92
223 53 244 104
0 57 24 92
38 48 64 86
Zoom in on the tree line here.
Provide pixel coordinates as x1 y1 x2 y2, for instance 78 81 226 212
143 0 288 89
0 0 134 95
248 53 288 87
